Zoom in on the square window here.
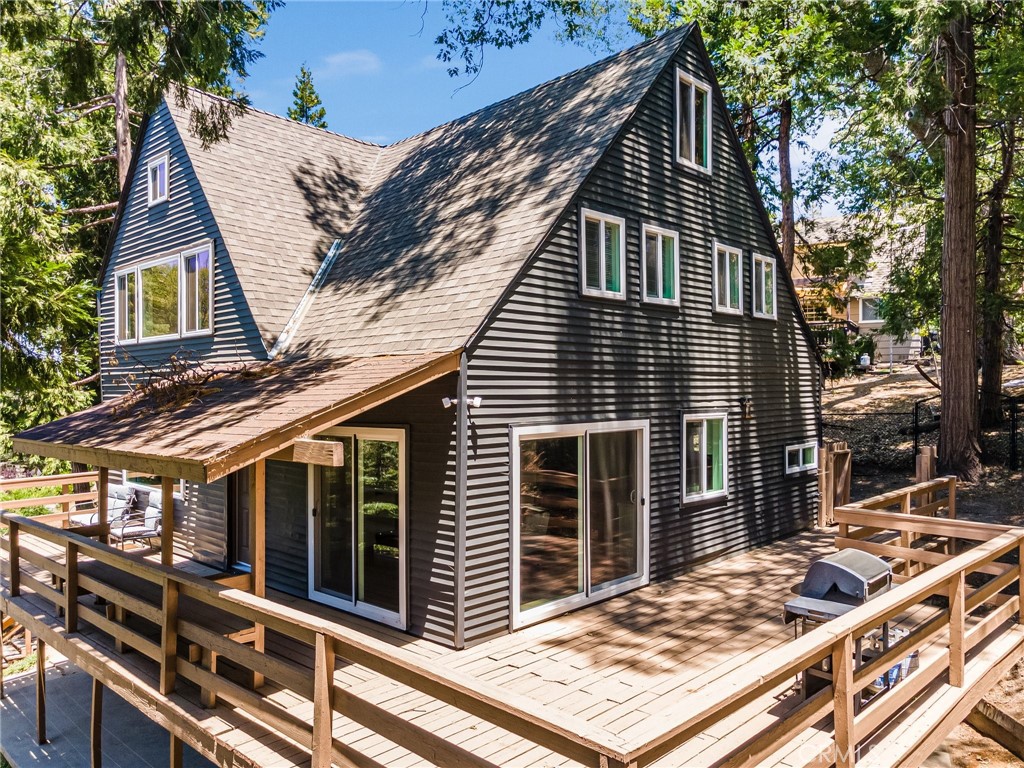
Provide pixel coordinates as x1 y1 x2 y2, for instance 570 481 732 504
860 297 882 323
139 256 179 339
752 253 777 320
580 208 627 300
641 225 679 306
682 415 728 501
785 442 818 474
676 70 712 172
147 154 169 206
714 243 742 314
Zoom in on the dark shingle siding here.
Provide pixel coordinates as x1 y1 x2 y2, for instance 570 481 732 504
461 32 819 643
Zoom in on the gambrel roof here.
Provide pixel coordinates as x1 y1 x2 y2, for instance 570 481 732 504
167 25 694 358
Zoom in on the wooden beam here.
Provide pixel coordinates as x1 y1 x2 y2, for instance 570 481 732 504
160 476 174 567
91 677 103 768
160 579 178 695
97 467 109 545
9 521 20 596
832 635 854 768
251 460 266 690
949 571 966 687
65 541 79 632
967 699 1024 761
36 637 47 744
10 438 207 484
290 439 345 467
312 633 335 768
170 733 183 768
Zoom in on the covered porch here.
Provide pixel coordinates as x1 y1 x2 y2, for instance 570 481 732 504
3 477 1023 767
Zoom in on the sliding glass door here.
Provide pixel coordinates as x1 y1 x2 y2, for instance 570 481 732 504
513 421 648 628
309 428 405 628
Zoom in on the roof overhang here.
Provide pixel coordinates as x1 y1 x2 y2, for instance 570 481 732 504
13 351 461 484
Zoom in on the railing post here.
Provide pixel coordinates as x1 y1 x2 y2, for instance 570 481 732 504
312 632 335 767
61 484 70 515
65 541 79 633
97 467 109 545
832 634 855 767
1018 538 1023 627
160 577 179 695
8 519 20 597
900 491 913 576
949 572 966 687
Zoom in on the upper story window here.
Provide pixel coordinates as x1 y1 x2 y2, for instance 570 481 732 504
860 297 882 323
147 153 169 206
580 208 626 300
676 70 712 172
682 414 728 502
752 253 777 320
115 242 213 344
713 243 742 315
641 224 679 306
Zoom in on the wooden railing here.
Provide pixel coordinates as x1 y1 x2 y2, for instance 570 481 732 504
2 475 1023 768
0 472 99 525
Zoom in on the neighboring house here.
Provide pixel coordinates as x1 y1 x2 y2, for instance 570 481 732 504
793 216 924 364
15 25 820 649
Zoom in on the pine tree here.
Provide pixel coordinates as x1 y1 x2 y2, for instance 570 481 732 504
288 65 328 128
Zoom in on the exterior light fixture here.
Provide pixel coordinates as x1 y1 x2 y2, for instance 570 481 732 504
739 396 753 420
442 396 482 409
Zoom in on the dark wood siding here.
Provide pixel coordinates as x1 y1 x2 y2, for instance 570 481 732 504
179 479 227 569
99 101 267 401
462 35 820 643
265 459 309 597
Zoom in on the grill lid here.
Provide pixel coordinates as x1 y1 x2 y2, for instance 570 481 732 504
800 549 892 604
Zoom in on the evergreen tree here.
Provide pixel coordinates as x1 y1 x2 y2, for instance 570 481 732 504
288 65 328 128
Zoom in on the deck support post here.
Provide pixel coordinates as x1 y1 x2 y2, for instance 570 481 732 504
170 733 183 768
160 578 179 695
65 541 79 633
832 634 855 768
160 475 174 566
9 521 21 596
312 632 335 767
97 466 109 545
91 677 103 768
0 610 4 699
949 571 966 687
36 637 47 744
250 459 266 690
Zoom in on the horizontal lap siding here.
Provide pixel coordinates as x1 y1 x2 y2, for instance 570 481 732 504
463 36 819 643
265 459 309 596
179 479 227 569
99 102 267 401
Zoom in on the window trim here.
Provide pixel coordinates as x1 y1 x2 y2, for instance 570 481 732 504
675 68 713 174
640 223 680 307
147 152 170 206
579 208 627 300
751 252 778 320
510 419 651 629
859 296 883 325
113 240 215 345
681 413 729 503
179 244 215 338
785 442 819 475
712 241 743 315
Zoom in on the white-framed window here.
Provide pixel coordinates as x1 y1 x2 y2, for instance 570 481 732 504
511 420 650 628
114 241 214 344
752 253 777 320
147 153 169 206
860 297 882 324
713 242 742 314
676 69 712 172
785 442 818 474
641 224 679 306
682 414 728 502
181 245 213 336
580 208 627 300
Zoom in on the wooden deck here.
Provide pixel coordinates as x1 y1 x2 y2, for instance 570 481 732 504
3 477 1023 768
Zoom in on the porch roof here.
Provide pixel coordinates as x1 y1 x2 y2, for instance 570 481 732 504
13 351 459 483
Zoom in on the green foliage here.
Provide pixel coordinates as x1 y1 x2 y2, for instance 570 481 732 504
362 502 399 519
288 65 328 128
0 486 61 518
821 331 876 380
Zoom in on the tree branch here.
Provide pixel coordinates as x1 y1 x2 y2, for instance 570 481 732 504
59 201 118 216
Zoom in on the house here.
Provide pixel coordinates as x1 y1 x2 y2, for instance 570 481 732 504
14 23 821 650
793 215 925 365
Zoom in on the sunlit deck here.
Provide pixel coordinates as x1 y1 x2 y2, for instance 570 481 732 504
3 477 1023 768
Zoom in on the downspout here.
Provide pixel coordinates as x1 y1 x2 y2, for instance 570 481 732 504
454 352 469 649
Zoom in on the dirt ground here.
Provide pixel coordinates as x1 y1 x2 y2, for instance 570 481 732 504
823 365 1024 766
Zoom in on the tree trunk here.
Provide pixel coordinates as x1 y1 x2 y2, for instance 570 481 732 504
114 52 130 192
978 122 1015 428
938 15 982 480
778 97 795 273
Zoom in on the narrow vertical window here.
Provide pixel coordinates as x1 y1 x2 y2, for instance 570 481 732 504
676 70 712 172
183 247 212 334
580 208 627 300
116 271 136 342
752 253 777 320
641 224 679 306
147 153 169 205
713 243 742 314
682 415 728 501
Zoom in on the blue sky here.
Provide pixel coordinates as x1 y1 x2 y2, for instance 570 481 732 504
244 1 639 145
